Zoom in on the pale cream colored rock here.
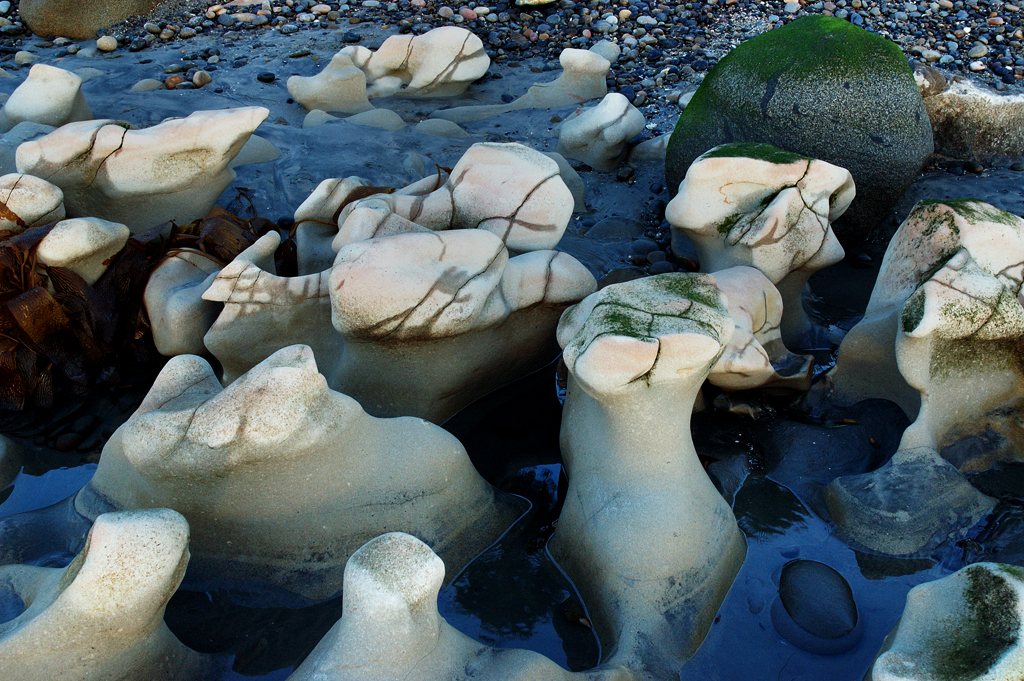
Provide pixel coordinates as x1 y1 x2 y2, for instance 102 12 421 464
430 48 611 124
0 509 217 681
666 143 854 346
868 563 1024 681
0 172 64 232
74 346 523 600
552 273 746 676
340 27 488 99
0 122 55 176
709 266 813 391
96 36 117 52
0 64 92 133
414 118 471 138
917 65 1024 163
0 434 21 491
287 53 374 114
35 217 128 285
144 249 222 357
822 200 1024 419
331 229 596 422
289 533 631 681
557 93 645 171
16 107 269 233
294 175 371 274
302 108 341 128
229 133 279 169
344 108 406 131
13 51 38 66
203 232 341 386
336 143 574 253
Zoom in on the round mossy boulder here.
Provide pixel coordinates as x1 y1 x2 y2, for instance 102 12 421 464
665 16 933 245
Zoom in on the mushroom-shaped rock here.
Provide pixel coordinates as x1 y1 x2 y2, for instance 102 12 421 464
342 27 489 99
0 64 92 133
15 107 269 233
556 93 645 171
287 53 374 114
0 509 218 681
868 563 1024 681
289 533 621 681
0 173 64 233
666 142 854 347
74 346 523 600
35 217 129 285
293 176 371 275
824 245 1024 555
330 229 597 422
144 249 222 357
430 47 611 124
822 199 1024 420
336 143 574 253
551 273 745 676
203 232 340 386
709 266 814 391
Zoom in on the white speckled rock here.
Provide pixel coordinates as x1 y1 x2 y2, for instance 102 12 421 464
340 27 488 99
666 142 854 346
0 172 64 233
73 346 523 600
15 107 268 233
0 509 218 681
35 217 128 285
557 93 645 171
336 143 574 253
868 563 1024 681
709 266 813 391
144 249 222 357
552 273 745 676
822 199 1024 420
330 229 596 422
288 533 624 681
0 64 91 133
293 175 371 274
287 53 373 114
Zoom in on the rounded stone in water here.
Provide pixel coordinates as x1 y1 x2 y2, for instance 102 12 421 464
771 559 862 655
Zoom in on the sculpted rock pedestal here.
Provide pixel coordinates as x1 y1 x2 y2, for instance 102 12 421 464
144 249 222 357
331 229 596 422
821 199 1024 419
288 533 628 681
666 142 854 347
0 64 91 133
74 346 523 601
868 563 1024 681
16 107 269 233
552 273 746 677
0 509 218 681
556 93 645 171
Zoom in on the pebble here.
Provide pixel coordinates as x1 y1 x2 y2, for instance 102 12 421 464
772 560 861 655
13 50 37 65
649 261 675 274
165 74 185 89
96 35 118 52
968 44 989 59
257 72 276 83
963 160 985 173
1012 162 1024 171
54 432 84 452
193 70 213 87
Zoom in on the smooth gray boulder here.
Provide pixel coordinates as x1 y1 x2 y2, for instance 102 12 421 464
665 16 933 244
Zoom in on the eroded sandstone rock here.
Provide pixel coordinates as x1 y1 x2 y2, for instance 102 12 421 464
557 93 645 171
552 273 746 677
35 217 129 285
74 346 524 600
666 142 854 346
144 249 223 357
0 509 218 681
0 172 64 233
16 107 269 233
0 64 92 133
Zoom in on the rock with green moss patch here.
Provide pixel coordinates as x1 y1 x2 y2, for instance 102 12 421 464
665 16 932 243
868 563 1024 680
551 272 746 676
817 199 1024 420
665 142 854 347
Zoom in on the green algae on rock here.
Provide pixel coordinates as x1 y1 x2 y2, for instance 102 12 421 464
665 15 933 244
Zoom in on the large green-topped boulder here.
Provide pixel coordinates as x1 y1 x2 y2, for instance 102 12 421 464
665 16 933 245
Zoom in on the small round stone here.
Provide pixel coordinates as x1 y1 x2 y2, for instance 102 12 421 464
257 72 276 83
649 260 675 274
772 559 861 655
963 160 984 174
96 35 118 52
1011 162 1024 172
